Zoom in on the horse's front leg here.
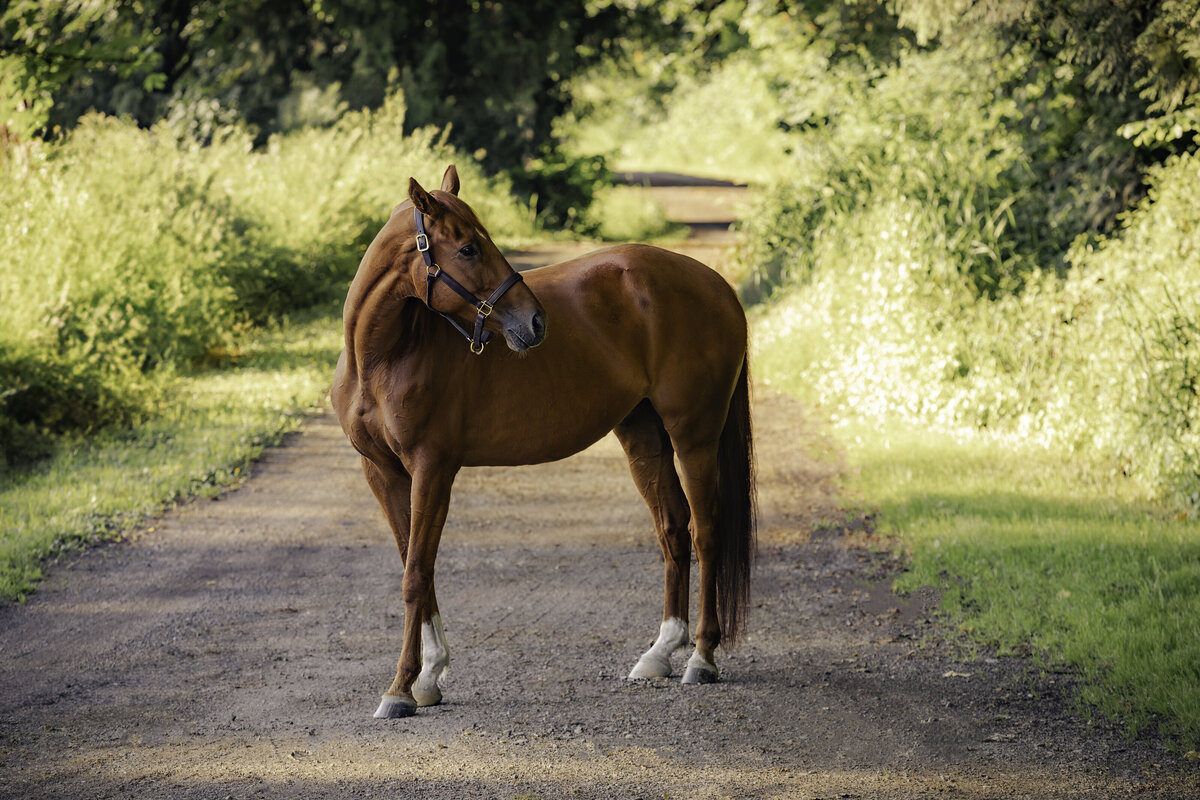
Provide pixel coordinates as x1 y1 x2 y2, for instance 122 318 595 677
411 587 449 707
375 463 457 719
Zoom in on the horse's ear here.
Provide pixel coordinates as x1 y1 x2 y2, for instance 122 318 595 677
440 165 460 196
408 177 438 217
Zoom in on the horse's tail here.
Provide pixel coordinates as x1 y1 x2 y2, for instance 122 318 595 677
716 355 757 644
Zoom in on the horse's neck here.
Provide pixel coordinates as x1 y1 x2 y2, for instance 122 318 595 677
343 269 432 375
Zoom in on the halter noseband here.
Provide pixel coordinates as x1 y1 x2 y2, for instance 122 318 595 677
415 207 524 355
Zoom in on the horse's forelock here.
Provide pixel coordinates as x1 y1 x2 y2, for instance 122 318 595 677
431 191 492 240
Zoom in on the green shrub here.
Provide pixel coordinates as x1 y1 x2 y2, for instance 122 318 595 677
0 116 244 372
505 149 611 231
583 185 682 242
745 34 1200 514
1063 152 1200 510
581 53 795 183
0 341 140 467
0 91 540 465
740 40 1038 301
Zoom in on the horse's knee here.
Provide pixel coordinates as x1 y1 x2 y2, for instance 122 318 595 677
401 568 433 605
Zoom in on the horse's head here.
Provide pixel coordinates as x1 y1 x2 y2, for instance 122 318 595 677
403 166 547 354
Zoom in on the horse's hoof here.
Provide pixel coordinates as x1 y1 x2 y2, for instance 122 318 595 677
681 664 719 684
629 654 672 680
373 694 418 719
682 653 719 685
412 680 443 707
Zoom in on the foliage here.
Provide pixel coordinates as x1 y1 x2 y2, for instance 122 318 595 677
0 0 160 140
0 0 686 222
0 343 141 466
708 0 1200 515
893 0 1200 116
0 303 342 603
558 0 911 181
506 149 612 230
832 421 1200 749
893 0 1200 236
741 41 1042 299
753 144 1200 511
566 52 798 183
1062 152 1200 510
582 185 684 242
0 94 537 467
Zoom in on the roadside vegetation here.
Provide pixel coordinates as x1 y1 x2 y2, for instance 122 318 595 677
0 304 340 600
561 1 1200 750
0 95 540 600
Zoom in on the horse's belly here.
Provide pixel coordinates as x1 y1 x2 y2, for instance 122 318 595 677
462 401 634 467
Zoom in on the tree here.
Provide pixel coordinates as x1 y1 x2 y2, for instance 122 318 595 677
0 0 160 140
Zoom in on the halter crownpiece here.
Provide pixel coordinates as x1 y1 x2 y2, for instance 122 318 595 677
414 207 524 355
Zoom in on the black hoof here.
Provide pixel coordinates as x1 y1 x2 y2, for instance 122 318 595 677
374 694 417 719
681 664 719 685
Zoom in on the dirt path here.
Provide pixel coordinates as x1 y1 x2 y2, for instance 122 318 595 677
1 181 1194 799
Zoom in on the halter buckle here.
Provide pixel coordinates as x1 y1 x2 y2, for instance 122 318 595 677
477 300 493 317
415 233 430 253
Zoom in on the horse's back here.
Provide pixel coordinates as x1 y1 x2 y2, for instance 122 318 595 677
523 244 747 437
527 243 745 344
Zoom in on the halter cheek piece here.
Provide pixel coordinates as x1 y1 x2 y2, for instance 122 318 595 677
415 207 524 355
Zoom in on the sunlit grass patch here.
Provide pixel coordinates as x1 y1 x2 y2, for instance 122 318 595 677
838 420 1200 749
0 303 343 603
583 185 686 243
754 294 1200 747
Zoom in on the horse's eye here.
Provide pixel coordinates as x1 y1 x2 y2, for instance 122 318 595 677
458 243 479 259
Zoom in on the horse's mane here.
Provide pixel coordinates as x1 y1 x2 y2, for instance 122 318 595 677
393 296 442 358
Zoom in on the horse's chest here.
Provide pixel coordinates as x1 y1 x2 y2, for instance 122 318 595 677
348 381 442 464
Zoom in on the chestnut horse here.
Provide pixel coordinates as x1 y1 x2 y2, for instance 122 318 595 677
331 165 755 718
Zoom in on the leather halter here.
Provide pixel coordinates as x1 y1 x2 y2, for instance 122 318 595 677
415 207 524 355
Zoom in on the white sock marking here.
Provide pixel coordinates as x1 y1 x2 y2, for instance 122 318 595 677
414 613 449 704
629 617 689 679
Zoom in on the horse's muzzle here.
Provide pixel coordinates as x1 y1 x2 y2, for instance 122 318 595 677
503 307 547 352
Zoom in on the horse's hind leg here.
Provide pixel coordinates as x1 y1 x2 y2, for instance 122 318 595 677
671 440 723 684
615 401 692 679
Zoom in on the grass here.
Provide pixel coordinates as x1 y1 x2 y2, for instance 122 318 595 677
0 300 343 603
583 185 687 243
831 418 1200 750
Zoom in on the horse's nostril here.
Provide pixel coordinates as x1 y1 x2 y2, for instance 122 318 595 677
532 311 546 339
